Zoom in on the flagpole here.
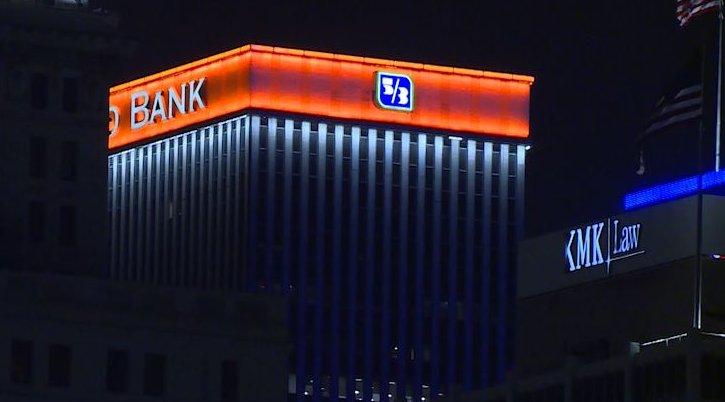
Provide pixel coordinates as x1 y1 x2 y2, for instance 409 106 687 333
695 88 704 332
693 9 712 331
716 0 724 171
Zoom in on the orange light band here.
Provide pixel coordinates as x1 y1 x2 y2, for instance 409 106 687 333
109 44 533 150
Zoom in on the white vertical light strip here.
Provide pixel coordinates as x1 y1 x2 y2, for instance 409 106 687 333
136 147 145 281
314 122 327 399
347 125 361 402
512 144 526 349
380 129 394 402
215 123 224 289
162 138 171 285
515 144 526 243
224 121 233 288
145 143 153 282
330 124 344 400
168 137 178 286
180 134 189 287
398 132 416 400
410 132 424 400
119 151 127 280
496 143 509 383
198 128 207 288
207 126 216 287
241 115 251 290
463 139 476 389
297 120 311 398
128 149 136 281
154 142 162 285
431 135 443 395
233 118 244 290
282 119 294 293
480 141 493 387
107 157 112 276
249 116 261 291
189 130 198 287
363 128 377 402
110 154 118 279
202 127 210 287
266 117 278 292
446 137 460 388
206 126 215 288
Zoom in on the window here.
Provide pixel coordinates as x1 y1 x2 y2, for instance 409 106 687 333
10 340 33 384
31 73 48 110
221 360 239 401
48 343 71 387
143 353 166 397
106 350 128 394
29 137 47 178
62 77 78 113
28 202 45 243
58 205 76 246
59 141 78 181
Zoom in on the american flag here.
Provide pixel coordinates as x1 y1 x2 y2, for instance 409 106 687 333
643 84 702 135
636 53 703 178
639 52 702 140
677 0 720 26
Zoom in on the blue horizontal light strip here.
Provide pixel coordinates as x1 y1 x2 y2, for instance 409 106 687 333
624 170 725 210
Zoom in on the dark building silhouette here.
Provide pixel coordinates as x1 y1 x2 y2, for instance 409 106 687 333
0 0 130 274
445 194 725 402
0 270 288 401
0 3 289 402
106 45 533 401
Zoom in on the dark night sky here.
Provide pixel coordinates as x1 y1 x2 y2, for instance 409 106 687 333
102 0 692 236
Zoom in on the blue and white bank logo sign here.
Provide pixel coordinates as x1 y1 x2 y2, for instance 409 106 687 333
375 71 414 112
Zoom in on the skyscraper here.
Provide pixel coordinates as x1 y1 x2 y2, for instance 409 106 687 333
106 44 533 401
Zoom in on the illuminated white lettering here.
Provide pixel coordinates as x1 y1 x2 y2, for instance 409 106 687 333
566 230 576 271
189 78 205 112
615 223 641 254
397 87 409 105
150 91 167 123
566 222 606 271
590 222 604 266
382 77 395 95
128 79 206 130
629 224 641 250
130 91 150 130
567 219 644 274
612 219 620 253
167 84 186 118
576 226 592 268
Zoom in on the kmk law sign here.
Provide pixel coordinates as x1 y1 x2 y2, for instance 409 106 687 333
565 218 644 274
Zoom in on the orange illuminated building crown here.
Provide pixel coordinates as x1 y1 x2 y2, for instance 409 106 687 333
109 44 534 150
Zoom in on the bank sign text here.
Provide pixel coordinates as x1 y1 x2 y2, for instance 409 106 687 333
109 78 206 137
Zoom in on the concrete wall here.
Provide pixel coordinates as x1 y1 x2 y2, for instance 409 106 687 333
0 271 288 401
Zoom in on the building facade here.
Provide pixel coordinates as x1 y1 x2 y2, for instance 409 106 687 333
106 45 533 401
0 270 288 402
444 194 725 402
0 5 291 402
0 0 130 274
